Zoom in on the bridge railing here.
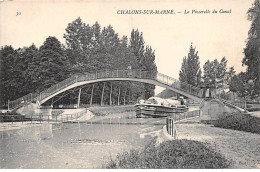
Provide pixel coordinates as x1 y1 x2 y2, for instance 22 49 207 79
155 73 202 98
8 93 38 110
8 69 202 110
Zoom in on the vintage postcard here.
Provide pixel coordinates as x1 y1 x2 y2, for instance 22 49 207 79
0 0 259 169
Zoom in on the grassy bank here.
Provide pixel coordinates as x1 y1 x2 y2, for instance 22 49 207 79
0 111 26 122
104 138 231 169
88 105 135 116
213 113 260 134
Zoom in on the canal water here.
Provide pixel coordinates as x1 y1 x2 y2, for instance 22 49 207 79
0 112 165 169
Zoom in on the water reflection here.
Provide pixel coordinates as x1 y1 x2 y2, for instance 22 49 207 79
0 113 165 169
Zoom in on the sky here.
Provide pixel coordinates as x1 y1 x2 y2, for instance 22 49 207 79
0 0 255 94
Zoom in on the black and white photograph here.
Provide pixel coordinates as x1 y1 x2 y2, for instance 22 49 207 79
0 0 260 169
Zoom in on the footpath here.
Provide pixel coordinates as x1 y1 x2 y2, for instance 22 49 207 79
175 117 260 169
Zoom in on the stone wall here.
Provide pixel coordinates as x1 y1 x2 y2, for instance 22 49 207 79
200 99 240 121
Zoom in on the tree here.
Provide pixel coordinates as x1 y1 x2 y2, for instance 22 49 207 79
31 36 71 92
179 43 201 87
64 17 96 64
130 29 145 69
243 0 260 97
225 66 236 86
143 46 157 98
179 57 187 83
203 57 228 89
216 57 227 88
16 44 39 95
230 72 255 101
0 46 23 106
130 29 157 99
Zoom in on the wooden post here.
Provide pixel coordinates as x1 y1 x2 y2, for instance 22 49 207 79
118 86 121 106
77 88 82 109
90 84 95 106
101 82 106 106
109 83 113 106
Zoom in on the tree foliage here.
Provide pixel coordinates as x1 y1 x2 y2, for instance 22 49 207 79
202 57 228 88
179 43 201 87
243 0 260 97
0 18 158 108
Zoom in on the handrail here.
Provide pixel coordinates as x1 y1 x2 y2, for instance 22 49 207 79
8 69 203 110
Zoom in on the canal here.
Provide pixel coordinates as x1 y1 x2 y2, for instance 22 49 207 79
0 111 165 168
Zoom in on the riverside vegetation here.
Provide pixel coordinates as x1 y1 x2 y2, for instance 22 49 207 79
104 138 232 169
213 112 260 134
88 105 135 116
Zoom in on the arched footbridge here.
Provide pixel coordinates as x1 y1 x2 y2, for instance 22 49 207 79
8 69 204 111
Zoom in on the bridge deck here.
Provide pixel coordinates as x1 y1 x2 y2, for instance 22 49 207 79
8 69 203 111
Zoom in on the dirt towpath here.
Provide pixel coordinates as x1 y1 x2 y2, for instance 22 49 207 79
175 118 260 169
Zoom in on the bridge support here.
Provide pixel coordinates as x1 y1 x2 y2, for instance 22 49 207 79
123 89 126 105
90 84 94 106
200 98 240 122
8 100 10 111
77 88 82 108
118 86 121 106
101 82 106 106
110 83 113 105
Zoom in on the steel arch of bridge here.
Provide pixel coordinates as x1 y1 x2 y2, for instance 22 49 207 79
8 69 203 110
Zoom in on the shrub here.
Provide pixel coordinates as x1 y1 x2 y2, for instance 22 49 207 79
51 109 64 117
213 113 260 134
89 105 135 116
105 139 231 169
0 111 25 122
246 107 260 112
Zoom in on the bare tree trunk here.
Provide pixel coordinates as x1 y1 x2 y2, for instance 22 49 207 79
90 84 95 106
101 82 106 106
110 83 113 105
118 86 121 106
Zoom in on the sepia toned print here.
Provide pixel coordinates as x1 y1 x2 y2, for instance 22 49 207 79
0 0 259 169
